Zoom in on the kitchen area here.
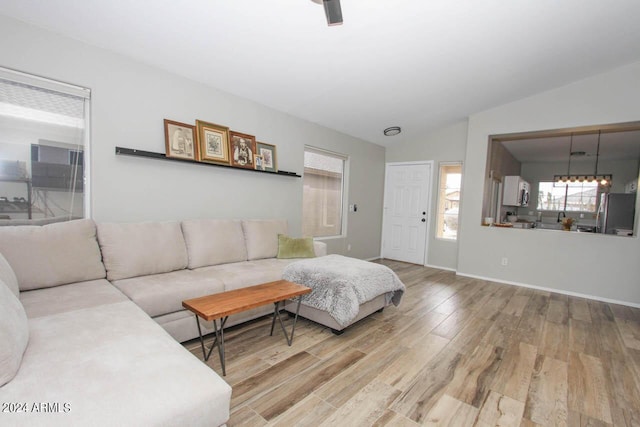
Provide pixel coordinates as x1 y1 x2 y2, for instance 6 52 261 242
482 125 640 237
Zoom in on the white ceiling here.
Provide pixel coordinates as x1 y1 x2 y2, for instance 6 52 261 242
501 130 640 163
1 0 640 146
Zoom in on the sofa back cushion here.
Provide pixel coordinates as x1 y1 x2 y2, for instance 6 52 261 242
181 219 247 269
0 278 29 387
0 219 106 291
242 220 288 261
0 253 19 297
97 221 188 281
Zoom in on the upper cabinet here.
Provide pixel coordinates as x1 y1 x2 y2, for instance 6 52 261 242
503 175 530 207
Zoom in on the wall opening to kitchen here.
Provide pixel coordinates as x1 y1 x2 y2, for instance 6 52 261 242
481 121 640 236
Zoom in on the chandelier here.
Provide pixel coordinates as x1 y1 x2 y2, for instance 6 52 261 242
554 131 612 186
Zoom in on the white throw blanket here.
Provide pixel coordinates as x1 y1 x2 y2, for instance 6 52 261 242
283 255 405 327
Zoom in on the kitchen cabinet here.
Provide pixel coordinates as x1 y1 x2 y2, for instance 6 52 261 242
503 175 530 207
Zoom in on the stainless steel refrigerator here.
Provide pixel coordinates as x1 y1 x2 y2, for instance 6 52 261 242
596 193 636 234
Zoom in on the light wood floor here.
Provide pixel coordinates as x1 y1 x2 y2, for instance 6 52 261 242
183 260 640 426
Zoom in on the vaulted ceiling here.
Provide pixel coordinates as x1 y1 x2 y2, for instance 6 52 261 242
502 130 640 163
1 0 640 146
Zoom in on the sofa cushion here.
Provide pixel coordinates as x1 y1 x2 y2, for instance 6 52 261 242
0 279 29 387
19 279 129 319
97 221 189 281
242 219 288 261
111 270 225 318
247 257 301 270
182 219 247 269
277 234 316 259
0 301 231 426
193 258 296 291
0 219 106 291
0 252 19 297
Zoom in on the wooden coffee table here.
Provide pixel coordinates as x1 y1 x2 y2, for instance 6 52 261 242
182 280 311 376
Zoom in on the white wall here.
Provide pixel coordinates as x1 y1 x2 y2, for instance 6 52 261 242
458 61 640 305
0 15 386 259
385 120 468 269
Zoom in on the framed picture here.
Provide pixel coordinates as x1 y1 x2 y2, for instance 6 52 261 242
256 142 277 172
254 154 264 171
196 120 230 164
229 131 257 169
164 119 197 160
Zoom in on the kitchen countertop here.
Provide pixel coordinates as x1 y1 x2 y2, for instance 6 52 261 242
484 221 598 233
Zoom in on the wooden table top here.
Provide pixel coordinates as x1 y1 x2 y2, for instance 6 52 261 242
182 280 312 321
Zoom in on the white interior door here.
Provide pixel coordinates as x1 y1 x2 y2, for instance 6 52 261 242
382 162 431 264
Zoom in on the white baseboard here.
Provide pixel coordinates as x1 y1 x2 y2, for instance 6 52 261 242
456 272 640 309
365 257 379 262
424 263 457 272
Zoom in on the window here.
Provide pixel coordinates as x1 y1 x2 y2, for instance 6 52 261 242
69 149 84 167
537 181 598 212
0 67 90 223
436 162 462 239
302 147 347 237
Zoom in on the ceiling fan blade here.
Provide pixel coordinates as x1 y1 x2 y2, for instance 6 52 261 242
323 0 343 26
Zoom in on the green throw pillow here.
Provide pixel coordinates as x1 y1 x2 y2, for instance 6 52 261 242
277 234 316 259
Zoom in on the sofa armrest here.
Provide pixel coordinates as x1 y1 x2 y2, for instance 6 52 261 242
313 241 327 257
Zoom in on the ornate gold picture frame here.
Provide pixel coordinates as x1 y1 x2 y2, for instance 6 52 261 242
196 120 230 164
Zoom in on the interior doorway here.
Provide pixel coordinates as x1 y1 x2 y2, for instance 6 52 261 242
381 161 432 264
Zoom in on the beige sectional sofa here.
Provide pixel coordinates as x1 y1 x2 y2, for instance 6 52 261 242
97 218 326 342
0 218 326 427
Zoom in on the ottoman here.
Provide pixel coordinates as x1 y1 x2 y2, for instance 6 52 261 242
282 255 405 334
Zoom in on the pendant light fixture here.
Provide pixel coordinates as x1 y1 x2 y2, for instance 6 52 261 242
554 131 612 186
593 130 612 186
554 133 575 184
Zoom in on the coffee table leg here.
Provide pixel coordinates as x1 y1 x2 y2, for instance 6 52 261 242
213 318 226 376
270 301 280 336
272 297 303 346
289 296 303 345
194 315 228 376
195 315 206 359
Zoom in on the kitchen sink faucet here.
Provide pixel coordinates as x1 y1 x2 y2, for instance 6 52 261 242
557 211 566 223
